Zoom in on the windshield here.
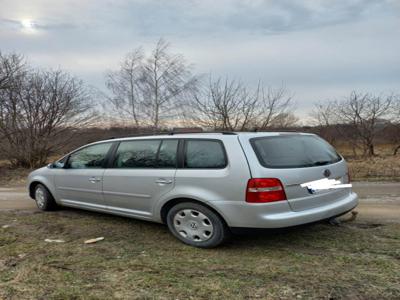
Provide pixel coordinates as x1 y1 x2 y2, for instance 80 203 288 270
250 135 342 169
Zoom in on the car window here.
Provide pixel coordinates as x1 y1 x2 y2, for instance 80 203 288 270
114 140 160 168
157 140 178 168
53 156 68 168
251 135 342 169
184 140 227 168
68 143 112 169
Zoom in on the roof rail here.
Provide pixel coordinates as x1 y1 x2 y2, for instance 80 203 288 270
122 132 170 139
105 131 237 140
168 131 237 135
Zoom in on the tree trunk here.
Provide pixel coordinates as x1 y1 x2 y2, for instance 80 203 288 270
367 143 375 156
393 144 400 156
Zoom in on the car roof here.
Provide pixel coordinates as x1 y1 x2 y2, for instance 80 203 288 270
94 131 315 144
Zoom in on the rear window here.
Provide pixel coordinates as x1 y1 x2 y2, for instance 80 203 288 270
250 135 342 169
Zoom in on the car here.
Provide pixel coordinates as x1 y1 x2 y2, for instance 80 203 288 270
27 132 358 248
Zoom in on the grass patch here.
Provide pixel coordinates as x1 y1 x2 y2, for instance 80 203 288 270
347 156 400 182
333 144 400 182
0 209 399 299
0 161 31 187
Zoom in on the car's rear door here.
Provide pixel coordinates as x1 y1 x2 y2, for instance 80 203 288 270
54 142 114 210
242 134 351 212
102 139 178 219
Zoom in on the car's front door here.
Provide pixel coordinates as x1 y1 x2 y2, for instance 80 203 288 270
54 142 114 210
102 139 178 219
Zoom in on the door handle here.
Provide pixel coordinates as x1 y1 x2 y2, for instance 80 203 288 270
155 178 173 185
89 177 101 183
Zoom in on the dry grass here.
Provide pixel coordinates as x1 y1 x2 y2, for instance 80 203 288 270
0 161 31 187
347 156 400 182
0 209 399 299
335 144 400 182
336 143 397 157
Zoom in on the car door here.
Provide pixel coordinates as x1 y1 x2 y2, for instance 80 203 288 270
102 139 178 219
53 142 114 210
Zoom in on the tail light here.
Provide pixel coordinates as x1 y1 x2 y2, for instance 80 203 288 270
246 178 287 203
346 171 351 183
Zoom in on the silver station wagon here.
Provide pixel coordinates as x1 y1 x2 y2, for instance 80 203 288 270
28 132 358 247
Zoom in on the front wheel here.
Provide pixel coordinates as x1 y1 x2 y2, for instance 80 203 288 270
166 202 230 248
34 184 57 211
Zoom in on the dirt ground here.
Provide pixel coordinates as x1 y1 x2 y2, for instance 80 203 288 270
0 182 399 299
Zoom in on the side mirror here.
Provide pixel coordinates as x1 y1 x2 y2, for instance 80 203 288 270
47 161 65 169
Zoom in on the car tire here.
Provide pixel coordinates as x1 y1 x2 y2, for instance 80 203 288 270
34 184 57 211
166 202 230 248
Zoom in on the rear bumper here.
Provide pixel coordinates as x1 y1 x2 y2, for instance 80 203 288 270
212 192 358 228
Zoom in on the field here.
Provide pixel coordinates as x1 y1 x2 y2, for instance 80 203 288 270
0 208 399 299
336 144 400 182
347 156 400 181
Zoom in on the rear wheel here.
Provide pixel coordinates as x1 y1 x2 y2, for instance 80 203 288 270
166 202 229 248
34 184 57 211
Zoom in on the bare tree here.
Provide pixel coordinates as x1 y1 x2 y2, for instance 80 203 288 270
313 92 398 156
254 86 293 130
312 102 334 127
105 49 144 126
0 52 26 91
106 39 197 129
190 77 294 131
268 112 299 128
311 102 343 146
141 39 198 129
384 123 400 155
190 77 257 130
0 60 97 167
386 99 400 155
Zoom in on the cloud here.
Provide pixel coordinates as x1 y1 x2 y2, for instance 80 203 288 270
224 0 393 33
2 0 397 36
0 18 24 31
0 0 399 117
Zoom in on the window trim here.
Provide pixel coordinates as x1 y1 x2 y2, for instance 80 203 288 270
181 138 228 169
156 139 180 169
64 141 116 169
249 135 343 169
60 137 228 170
109 138 180 169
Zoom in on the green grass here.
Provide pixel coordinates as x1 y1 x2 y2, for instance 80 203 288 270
0 209 399 299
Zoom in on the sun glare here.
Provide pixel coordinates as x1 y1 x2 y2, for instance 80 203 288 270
21 19 36 32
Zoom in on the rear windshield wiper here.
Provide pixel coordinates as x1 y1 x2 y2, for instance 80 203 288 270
312 160 332 166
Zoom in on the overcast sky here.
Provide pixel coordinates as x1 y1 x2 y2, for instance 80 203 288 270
1 0 399 117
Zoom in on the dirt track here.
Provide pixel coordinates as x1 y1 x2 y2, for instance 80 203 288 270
0 182 399 222
0 187 36 210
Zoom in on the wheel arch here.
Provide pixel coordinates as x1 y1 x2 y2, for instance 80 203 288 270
160 198 229 227
29 181 42 199
29 181 54 200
